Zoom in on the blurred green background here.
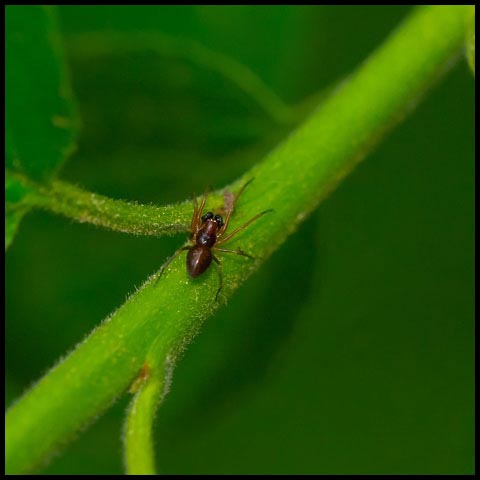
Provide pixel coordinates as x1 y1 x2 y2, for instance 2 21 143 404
5 6 474 474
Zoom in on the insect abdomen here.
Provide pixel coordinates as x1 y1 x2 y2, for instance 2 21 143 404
186 245 212 278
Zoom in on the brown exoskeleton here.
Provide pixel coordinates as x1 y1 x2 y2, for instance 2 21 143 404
156 179 270 300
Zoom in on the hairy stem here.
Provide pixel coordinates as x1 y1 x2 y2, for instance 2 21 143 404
8 172 224 237
123 356 173 475
38 179 193 236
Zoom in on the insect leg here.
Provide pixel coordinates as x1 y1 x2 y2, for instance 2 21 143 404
217 178 255 236
213 247 255 260
190 192 198 232
215 209 272 245
191 189 210 235
154 246 190 286
212 254 223 301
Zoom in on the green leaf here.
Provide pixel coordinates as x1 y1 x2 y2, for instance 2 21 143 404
5 208 26 251
6 6 78 179
5 6 79 248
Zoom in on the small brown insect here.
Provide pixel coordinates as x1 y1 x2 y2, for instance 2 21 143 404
156 179 270 300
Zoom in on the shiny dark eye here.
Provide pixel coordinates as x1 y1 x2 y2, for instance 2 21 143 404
201 211 214 222
214 215 224 227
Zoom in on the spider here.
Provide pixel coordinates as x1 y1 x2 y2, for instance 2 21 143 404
156 179 270 300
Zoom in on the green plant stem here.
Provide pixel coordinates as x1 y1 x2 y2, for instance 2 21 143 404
466 8 475 76
39 179 194 236
66 31 298 125
123 356 173 475
5 6 472 475
8 172 220 237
